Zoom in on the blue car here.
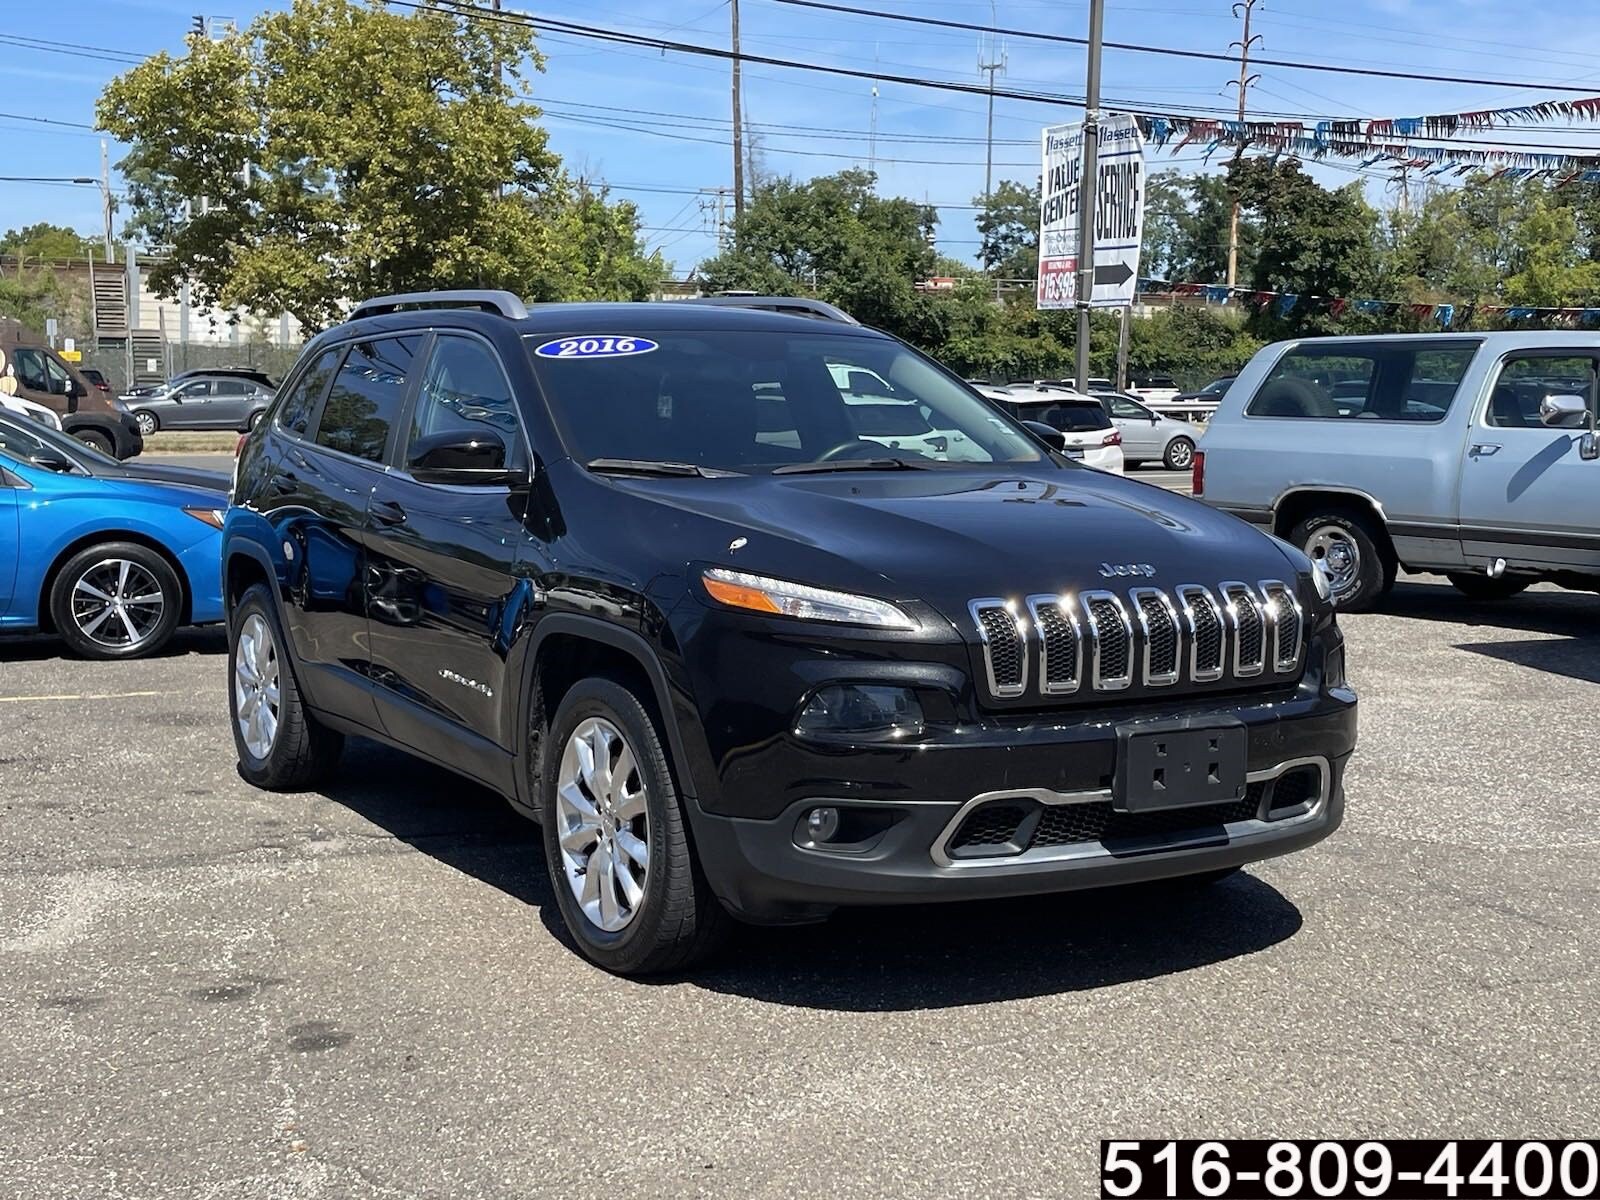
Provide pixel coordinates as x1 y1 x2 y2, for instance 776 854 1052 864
0 411 229 659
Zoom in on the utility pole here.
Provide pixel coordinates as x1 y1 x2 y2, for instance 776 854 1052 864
978 2 1005 200
99 138 114 264
731 0 745 218
1072 0 1104 392
868 44 879 174
1225 0 1261 289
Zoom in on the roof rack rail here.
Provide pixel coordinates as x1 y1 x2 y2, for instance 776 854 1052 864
682 294 859 325
349 289 529 321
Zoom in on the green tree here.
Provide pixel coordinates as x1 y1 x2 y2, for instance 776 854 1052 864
0 223 98 261
1232 158 1379 335
973 179 1039 280
699 169 938 335
97 0 662 331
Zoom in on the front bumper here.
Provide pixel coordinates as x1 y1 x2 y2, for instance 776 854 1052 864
688 690 1355 923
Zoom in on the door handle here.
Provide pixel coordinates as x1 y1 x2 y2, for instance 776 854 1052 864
1469 443 1502 457
371 499 408 526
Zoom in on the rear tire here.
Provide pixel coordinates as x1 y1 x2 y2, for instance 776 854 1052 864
541 677 729 976
73 429 115 457
1447 572 1531 601
1163 436 1195 471
1290 510 1394 611
50 541 183 660
230 584 343 789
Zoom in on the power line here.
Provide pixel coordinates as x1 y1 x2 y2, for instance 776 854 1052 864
765 0 1600 95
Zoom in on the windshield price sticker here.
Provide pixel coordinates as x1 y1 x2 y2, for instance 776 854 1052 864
1101 1139 1600 1199
534 336 659 359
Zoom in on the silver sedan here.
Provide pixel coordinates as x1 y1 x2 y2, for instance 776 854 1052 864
1093 390 1203 470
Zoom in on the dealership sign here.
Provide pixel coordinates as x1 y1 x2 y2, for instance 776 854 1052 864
1036 115 1145 310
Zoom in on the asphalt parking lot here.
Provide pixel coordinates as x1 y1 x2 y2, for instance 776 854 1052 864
5 566 1599 1196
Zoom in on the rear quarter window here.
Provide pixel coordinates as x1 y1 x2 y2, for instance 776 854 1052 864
1246 341 1479 423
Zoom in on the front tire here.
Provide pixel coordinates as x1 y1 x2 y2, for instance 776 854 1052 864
541 677 728 975
1447 572 1531 601
132 410 158 436
1163 435 1195 471
1291 510 1394 611
50 541 182 660
246 410 265 432
230 584 343 789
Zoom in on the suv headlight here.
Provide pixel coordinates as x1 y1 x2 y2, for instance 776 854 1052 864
700 567 915 630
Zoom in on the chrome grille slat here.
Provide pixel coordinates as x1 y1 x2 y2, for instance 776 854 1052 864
1175 584 1226 682
1080 590 1134 691
1026 594 1083 695
1129 587 1182 686
1259 579 1304 673
970 579 1306 700
969 598 1027 697
1219 581 1266 677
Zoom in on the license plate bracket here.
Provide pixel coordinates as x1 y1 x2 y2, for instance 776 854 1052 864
1112 719 1248 813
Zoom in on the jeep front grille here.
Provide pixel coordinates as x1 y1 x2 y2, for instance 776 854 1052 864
970 580 1303 701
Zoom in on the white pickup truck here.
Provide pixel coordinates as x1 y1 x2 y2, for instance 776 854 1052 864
1196 332 1600 609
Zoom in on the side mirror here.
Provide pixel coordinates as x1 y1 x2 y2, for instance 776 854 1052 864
28 449 74 473
1149 413 1160 424
1021 419 1067 452
1539 394 1589 429
408 429 527 486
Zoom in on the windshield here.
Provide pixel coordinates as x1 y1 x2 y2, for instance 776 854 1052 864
526 330 1043 471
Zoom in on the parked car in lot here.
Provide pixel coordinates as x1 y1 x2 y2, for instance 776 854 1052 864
0 319 142 458
1175 375 1235 404
980 385 1124 474
1129 374 1181 404
0 411 227 658
124 371 276 435
225 289 1354 975
78 367 114 395
1198 332 1600 609
1092 390 1201 470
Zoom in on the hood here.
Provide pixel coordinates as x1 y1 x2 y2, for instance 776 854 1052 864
108 461 232 491
593 462 1301 630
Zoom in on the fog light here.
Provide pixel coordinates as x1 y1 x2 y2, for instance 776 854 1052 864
794 684 925 741
806 806 841 842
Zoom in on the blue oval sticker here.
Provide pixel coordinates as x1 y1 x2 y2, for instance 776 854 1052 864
533 335 659 360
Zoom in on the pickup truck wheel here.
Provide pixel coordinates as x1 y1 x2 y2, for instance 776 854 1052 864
230 584 344 789
1291 512 1394 611
542 678 728 975
73 429 115 456
1446 572 1531 601
1163 436 1195 471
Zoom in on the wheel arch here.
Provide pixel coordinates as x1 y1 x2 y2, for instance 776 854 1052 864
39 529 193 633
1272 486 1399 572
521 615 701 816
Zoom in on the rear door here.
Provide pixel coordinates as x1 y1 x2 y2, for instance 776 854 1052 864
365 332 534 775
210 379 253 427
1457 349 1600 570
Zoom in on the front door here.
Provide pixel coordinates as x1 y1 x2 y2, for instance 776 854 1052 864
366 333 535 777
10 347 71 415
1105 393 1161 459
165 379 214 428
1458 350 1600 570
0 458 18 618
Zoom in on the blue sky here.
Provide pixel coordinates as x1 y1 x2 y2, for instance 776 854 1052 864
8 0 1600 274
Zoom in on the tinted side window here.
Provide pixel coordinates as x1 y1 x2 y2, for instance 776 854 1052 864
1247 342 1478 422
1487 354 1598 429
405 336 523 471
316 337 421 462
12 349 49 392
176 380 212 399
275 349 342 437
214 379 250 396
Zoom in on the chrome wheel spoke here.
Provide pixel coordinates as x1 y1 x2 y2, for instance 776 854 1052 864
79 605 115 637
555 715 650 933
74 579 114 603
235 614 280 759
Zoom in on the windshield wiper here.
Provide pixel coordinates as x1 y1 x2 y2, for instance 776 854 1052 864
585 457 742 478
772 456 934 475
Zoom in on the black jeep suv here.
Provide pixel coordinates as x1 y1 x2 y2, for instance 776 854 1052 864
224 290 1356 974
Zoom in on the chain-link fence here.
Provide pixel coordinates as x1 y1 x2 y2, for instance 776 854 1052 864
80 341 305 392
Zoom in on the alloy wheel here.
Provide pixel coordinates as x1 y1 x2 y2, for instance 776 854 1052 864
69 558 166 651
1304 524 1362 601
134 411 157 436
234 613 281 759
555 717 650 933
1166 438 1194 469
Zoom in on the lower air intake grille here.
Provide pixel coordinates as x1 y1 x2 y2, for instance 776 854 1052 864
1032 788 1264 847
949 803 1029 848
